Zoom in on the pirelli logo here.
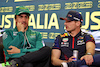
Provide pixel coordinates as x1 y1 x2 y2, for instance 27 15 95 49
14 0 33 2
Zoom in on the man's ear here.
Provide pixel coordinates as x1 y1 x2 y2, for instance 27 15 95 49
76 21 80 26
16 22 17 26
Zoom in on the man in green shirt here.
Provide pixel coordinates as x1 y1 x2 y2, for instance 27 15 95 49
3 6 51 67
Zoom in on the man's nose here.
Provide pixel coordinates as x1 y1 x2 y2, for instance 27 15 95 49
22 17 26 21
64 22 67 25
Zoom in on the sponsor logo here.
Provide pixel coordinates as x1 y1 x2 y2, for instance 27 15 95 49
31 34 36 36
61 42 69 47
60 33 68 37
3 32 8 40
68 14 72 17
13 32 18 36
78 36 84 40
62 38 68 42
77 40 85 45
61 44 69 47
73 17 80 21
30 35 36 38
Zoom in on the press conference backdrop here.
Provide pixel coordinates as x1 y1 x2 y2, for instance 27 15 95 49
0 0 100 47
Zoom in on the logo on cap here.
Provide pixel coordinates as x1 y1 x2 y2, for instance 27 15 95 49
68 14 72 17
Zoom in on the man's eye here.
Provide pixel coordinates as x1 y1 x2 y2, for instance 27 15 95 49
19 16 23 18
25 17 27 18
25 16 28 19
68 21 71 22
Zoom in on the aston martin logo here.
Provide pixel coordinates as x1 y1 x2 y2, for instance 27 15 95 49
14 0 33 2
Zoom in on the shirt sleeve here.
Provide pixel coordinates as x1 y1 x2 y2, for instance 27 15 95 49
85 34 95 43
3 30 24 50
52 35 61 50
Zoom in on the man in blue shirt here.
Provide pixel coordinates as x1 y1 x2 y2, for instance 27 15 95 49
51 10 99 67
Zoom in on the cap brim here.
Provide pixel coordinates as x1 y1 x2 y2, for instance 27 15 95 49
60 17 65 20
18 12 30 16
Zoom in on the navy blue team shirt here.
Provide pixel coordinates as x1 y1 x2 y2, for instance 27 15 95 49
52 30 95 60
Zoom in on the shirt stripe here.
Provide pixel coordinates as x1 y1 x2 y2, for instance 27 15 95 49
72 37 75 49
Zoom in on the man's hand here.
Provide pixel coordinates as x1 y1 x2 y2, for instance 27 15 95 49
17 22 25 32
80 55 93 65
67 56 76 62
7 46 20 54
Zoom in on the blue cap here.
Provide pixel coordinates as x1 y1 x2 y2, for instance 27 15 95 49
60 10 83 23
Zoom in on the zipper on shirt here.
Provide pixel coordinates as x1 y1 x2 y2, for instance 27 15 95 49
23 31 31 49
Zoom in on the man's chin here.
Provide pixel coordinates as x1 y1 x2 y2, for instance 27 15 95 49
24 26 28 30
